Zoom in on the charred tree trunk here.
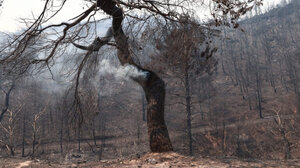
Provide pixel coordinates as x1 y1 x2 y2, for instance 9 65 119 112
97 0 173 152
77 123 81 152
141 72 173 152
0 82 14 122
92 119 97 146
141 90 146 122
32 131 36 156
22 110 26 157
184 66 193 156
255 68 263 118
9 146 15 156
59 113 64 154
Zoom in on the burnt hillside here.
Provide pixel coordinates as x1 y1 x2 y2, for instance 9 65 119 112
0 0 299 163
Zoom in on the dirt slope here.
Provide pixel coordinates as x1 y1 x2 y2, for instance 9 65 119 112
1 152 300 168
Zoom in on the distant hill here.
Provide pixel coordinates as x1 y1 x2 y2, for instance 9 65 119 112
242 0 299 24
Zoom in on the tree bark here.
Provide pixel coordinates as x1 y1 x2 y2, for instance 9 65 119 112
32 130 36 156
59 113 64 154
97 0 173 152
22 110 26 157
185 66 193 156
77 123 81 152
255 69 263 118
141 90 146 122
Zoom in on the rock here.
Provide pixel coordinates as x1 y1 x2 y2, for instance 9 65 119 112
147 158 158 164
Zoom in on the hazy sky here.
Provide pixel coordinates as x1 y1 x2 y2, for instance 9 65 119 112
0 0 87 32
0 0 287 33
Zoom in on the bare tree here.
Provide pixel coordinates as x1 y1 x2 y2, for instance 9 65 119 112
272 106 295 159
30 99 49 156
0 105 23 156
150 19 217 155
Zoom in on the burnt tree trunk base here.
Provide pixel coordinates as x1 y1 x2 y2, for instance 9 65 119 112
140 71 173 152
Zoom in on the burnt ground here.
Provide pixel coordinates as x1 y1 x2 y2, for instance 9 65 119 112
1 152 300 168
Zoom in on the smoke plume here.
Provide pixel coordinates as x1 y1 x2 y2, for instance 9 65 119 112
99 59 149 81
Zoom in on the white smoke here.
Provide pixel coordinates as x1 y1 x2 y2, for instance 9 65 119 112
99 59 149 81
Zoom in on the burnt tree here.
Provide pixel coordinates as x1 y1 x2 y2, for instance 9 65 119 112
97 0 173 152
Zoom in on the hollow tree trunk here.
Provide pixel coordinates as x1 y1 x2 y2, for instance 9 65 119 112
98 0 173 152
